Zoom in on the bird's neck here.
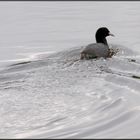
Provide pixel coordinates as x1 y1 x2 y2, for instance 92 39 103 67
96 36 108 45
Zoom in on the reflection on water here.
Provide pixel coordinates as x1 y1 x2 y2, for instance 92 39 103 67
0 2 140 139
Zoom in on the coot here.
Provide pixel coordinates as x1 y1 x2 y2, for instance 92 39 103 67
80 27 114 59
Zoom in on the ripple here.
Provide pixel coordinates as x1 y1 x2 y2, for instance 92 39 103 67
1 45 140 138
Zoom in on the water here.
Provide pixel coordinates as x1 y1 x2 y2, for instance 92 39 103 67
0 1 140 138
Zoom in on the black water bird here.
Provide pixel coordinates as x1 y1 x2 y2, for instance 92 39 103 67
80 27 114 59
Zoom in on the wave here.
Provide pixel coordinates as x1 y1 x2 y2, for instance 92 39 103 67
0 44 140 138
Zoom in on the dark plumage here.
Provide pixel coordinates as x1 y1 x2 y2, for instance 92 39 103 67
80 27 114 59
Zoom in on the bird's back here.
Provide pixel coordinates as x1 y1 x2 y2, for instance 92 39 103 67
81 43 109 58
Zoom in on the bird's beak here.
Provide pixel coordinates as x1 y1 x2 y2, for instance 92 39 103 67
109 32 115 37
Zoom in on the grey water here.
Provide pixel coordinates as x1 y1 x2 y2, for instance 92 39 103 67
0 1 140 138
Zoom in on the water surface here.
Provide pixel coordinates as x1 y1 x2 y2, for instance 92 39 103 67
0 2 140 138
